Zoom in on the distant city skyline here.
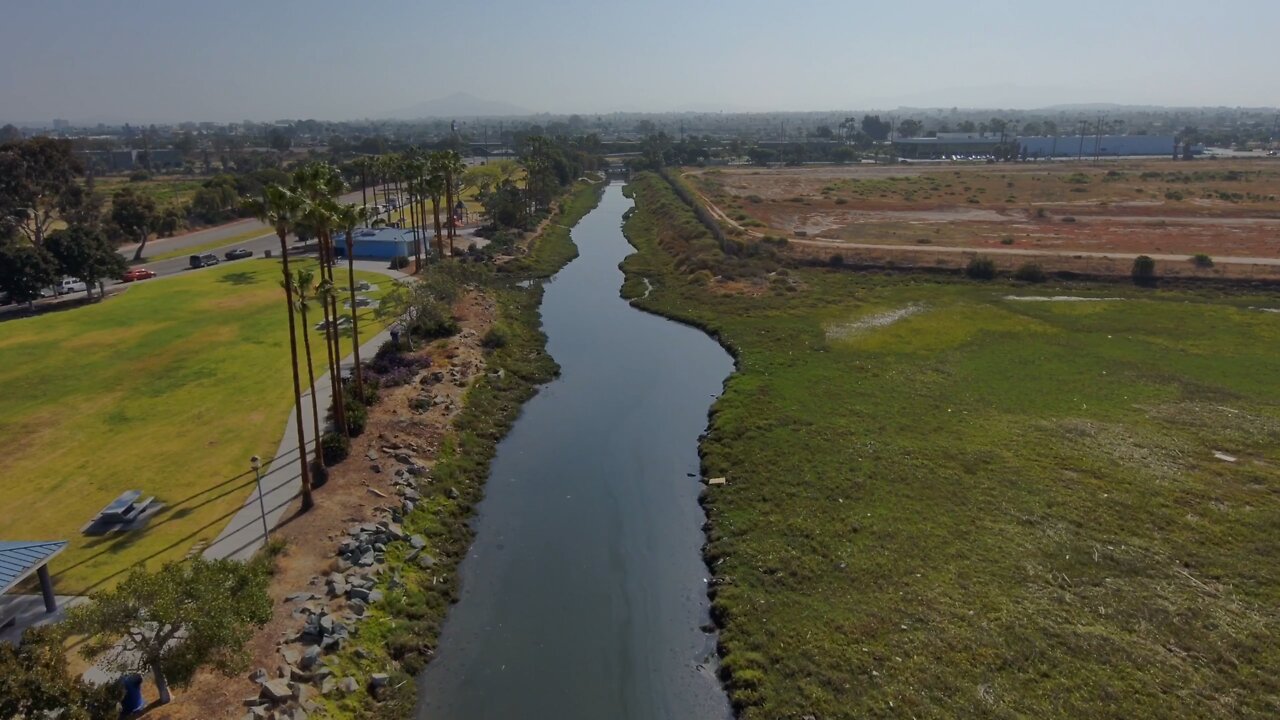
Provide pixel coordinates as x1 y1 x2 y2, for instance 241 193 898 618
3 0 1278 124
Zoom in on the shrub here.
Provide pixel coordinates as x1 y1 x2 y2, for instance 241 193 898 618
481 326 510 350
965 256 997 280
1000 236 1015 245
1190 253 1214 269
1035 207 1048 218
311 461 328 488
389 255 410 270
344 400 367 437
1060 216 1077 223
1132 255 1157 285
128 170 151 182
321 431 349 466
828 254 844 267
1013 262 1047 282
408 301 459 339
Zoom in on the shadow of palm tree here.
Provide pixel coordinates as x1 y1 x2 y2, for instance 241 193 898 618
218 272 259 286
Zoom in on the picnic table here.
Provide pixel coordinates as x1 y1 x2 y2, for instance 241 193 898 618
96 490 154 524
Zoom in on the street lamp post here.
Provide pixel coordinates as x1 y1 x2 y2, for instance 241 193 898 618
250 455 269 542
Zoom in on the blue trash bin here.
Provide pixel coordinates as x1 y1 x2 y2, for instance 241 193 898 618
120 673 146 715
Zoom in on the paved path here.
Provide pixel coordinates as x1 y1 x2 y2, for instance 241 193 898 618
202 261 413 562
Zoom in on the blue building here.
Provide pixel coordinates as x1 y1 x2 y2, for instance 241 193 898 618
334 228 418 260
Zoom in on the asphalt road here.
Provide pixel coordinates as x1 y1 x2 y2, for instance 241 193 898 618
116 186 390 278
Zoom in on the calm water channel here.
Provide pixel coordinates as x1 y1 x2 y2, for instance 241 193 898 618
416 184 734 719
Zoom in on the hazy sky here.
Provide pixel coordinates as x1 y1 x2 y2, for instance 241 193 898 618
3 0 1278 123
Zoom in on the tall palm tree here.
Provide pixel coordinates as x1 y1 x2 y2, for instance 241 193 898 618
440 150 466 254
243 185 314 512
286 268 324 470
334 202 370 399
425 152 447 258
291 163 349 435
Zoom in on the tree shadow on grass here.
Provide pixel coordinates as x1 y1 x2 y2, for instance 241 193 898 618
217 272 259 286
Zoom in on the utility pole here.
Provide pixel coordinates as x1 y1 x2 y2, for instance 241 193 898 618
1077 120 1087 161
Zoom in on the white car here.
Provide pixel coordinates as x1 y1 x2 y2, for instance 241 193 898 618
57 278 88 295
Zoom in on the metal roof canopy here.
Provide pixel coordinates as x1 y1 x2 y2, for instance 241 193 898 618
0 541 68 594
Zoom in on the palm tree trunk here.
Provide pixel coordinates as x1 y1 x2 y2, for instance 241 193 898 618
278 231 314 511
431 195 443 258
346 233 365 399
360 166 369 227
319 234 347 435
298 302 323 468
409 190 421 271
445 169 455 246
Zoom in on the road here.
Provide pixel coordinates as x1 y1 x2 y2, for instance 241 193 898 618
115 186 389 278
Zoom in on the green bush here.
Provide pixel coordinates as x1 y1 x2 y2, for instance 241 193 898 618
344 400 367 437
1190 253 1214 269
1013 262 1047 283
389 255 410 270
321 431 349 466
965 256 997 280
481 325 510 350
128 170 151 182
1132 255 1157 285
828 254 844 267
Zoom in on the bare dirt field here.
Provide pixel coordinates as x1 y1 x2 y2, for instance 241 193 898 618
687 159 1280 276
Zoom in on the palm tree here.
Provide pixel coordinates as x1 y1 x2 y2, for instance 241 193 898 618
440 150 466 254
425 152 447 258
286 268 324 470
334 202 370 399
291 163 349 435
243 186 314 512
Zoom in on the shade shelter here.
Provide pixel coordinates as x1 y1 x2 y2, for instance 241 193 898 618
0 540 67 618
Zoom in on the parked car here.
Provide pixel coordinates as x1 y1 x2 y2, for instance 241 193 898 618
224 248 253 261
121 268 157 282
189 253 220 268
57 278 88 295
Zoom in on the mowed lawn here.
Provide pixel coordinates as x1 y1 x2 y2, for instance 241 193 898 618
624 180 1280 717
0 259 393 594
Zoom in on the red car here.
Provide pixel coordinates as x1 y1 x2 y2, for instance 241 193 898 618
121 268 157 282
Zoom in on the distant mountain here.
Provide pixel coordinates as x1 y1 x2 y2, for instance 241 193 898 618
384 93 532 119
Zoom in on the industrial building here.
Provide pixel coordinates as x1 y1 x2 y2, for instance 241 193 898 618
75 148 184 172
892 133 1196 159
892 132 1006 158
1017 134 1187 158
334 228 418 260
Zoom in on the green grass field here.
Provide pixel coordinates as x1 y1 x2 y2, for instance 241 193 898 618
0 260 393 594
623 174 1280 718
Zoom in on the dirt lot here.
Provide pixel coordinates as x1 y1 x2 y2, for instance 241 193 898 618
688 159 1280 272
147 291 496 720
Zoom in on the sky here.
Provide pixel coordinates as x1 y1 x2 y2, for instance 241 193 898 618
2 0 1278 124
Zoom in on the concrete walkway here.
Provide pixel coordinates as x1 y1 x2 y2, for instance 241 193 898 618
202 261 413 562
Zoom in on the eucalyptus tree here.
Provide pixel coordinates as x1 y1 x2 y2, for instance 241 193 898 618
242 185 314 511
